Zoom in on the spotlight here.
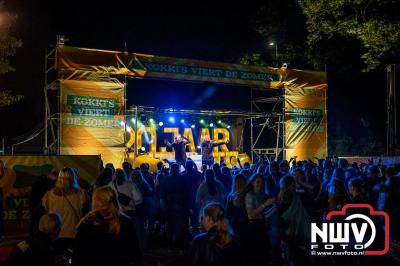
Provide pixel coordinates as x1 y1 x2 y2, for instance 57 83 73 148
227 125 231 129
200 119 204 123
191 124 196 128
149 118 154 123
159 121 164 126
218 120 222 124
181 119 185 123
197 145 201 149
169 117 175 123
119 121 125 126
140 147 146 152
126 126 131 132
210 123 214 127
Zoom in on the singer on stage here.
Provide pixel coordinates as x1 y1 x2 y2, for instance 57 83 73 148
164 134 190 166
201 134 229 167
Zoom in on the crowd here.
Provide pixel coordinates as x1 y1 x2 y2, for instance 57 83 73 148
2 155 400 266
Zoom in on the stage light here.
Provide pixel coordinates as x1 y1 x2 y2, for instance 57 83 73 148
218 120 222 124
210 123 214 127
126 126 131 132
119 121 125 126
227 125 231 129
149 118 154 123
200 119 204 123
191 124 196 128
181 119 185 123
169 117 175 123
197 145 201 149
159 121 164 126
140 147 146 152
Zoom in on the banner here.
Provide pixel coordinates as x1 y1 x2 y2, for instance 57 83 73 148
56 45 281 88
0 155 100 236
60 77 125 167
283 69 328 160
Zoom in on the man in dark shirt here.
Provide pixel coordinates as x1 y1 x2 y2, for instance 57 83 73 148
165 134 190 166
201 134 228 167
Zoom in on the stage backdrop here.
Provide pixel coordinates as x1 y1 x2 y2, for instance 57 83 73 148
0 155 100 236
283 69 328 160
56 45 329 163
59 72 125 167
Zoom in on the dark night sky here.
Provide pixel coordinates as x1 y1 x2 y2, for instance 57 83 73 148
0 1 388 153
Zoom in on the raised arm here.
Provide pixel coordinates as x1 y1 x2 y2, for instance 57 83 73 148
164 139 172 147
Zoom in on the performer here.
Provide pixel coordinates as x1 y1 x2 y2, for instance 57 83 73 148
201 134 229 167
164 134 190 166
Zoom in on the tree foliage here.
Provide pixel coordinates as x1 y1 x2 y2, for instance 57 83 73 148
298 0 400 71
0 4 23 107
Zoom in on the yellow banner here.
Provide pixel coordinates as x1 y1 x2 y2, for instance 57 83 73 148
60 78 125 167
283 69 328 160
0 155 99 235
56 45 282 88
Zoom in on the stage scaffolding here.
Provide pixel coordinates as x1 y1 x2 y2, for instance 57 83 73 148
43 46 59 155
250 87 285 162
40 39 287 161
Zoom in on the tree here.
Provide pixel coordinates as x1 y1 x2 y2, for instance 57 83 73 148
0 3 23 107
298 0 400 72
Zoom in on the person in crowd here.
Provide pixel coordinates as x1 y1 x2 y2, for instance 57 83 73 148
196 169 227 213
104 163 115 174
140 163 155 192
213 163 231 194
5 213 63 266
200 134 228 167
110 168 142 220
363 165 384 207
72 186 141 266
30 171 57 235
374 166 400 240
279 161 290 176
130 169 154 248
226 174 248 243
40 167 89 249
265 161 282 198
278 175 311 266
182 160 203 234
91 166 114 194
327 178 348 212
348 177 365 203
190 202 242 266
221 166 232 183
159 163 190 248
122 161 133 177
244 174 274 264
164 134 190 166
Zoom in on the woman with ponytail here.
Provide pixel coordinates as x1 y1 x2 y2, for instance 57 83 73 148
190 202 242 266
72 186 141 266
195 169 226 212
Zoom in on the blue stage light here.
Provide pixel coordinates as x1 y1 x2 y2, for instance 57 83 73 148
210 123 214 127
200 119 204 123
191 124 196 128
149 118 154 123
181 119 185 123
227 125 231 129
159 121 164 126
140 147 146 152
169 117 175 123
